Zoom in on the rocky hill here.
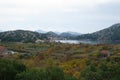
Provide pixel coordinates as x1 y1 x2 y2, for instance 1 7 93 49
77 23 120 43
0 30 44 42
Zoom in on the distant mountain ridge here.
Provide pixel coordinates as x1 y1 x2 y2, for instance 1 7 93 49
64 31 81 36
36 30 81 35
0 23 120 44
35 30 46 33
36 30 81 40
0 30 78 42
60 32 81 36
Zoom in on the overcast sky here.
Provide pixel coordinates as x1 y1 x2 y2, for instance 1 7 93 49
0 0 120 33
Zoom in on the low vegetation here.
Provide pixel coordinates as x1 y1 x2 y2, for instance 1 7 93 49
0 42 120 80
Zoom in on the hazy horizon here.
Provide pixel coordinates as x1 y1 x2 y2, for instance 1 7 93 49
0 0 120 33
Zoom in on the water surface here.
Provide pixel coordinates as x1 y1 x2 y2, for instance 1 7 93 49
55 40 97 44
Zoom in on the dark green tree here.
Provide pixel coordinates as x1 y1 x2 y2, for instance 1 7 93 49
0 59 26 80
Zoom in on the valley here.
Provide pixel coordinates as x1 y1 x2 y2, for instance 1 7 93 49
0 23 120 80
0 0 120 79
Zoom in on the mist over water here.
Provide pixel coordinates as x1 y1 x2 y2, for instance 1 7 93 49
55 40 98 44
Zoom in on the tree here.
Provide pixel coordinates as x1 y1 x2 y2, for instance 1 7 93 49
0 59 26 80
81 65 102 80
81 61 120 80
16 66 78 80
16 69 47 80
16 66 65 80
46 66 65 80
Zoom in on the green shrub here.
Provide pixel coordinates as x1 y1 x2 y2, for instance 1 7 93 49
16 66 78 80
0 59 26 80
81 62 120 80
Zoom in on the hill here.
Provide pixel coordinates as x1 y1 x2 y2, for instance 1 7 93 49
0 30 45 42
77 23 120 43
59 32 79 40
60 32 81 37
45 31 59 40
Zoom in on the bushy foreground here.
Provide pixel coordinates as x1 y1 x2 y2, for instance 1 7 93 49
0 59 77 80
0 43 120 80
0 59 26 80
